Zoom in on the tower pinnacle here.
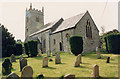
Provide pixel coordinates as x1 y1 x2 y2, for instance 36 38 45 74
30 3 32 10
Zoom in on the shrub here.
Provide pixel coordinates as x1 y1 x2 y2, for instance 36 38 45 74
28 40 38 57
24 42 29 56
105 33 120 54
6 45 15 57
69 35 83 56
15 43 23 55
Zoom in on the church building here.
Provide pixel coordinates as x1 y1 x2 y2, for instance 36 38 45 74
25 4 100 54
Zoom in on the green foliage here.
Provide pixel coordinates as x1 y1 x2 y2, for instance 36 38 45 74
28 40 38 57
24 42 29 56
6 45 16 57
104 33 120 54
1 25 16 57
15 43 23 55
69 35 83 56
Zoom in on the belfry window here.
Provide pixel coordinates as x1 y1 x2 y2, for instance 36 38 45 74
36 17 39 22
86 19 92 39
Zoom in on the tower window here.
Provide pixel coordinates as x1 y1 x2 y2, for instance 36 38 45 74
36 17 39 22
86 19 92 39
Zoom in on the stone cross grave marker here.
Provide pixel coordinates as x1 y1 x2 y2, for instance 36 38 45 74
106 57 110 63
10 54 16 63
92 64 99 77
21 66 33 79
64 74 75 79
74 54 82 67
42 57 48 68
96 47 101 59
20 58 27 71
6 72 20 79
2 59 12 75
55 53 61 64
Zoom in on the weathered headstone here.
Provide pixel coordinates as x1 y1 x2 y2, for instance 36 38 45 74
19 55 23 61
20 58 27 71
2 59 12 75
42 57 48 68
64 74 75 79
10 54 16 63
52 49 56 56
55 53 61 64
6 72 20 79
106 57 110 63
92 64 99 77
74 54 82 67
21 66 33 79
96 47 101 59
47 51 51 57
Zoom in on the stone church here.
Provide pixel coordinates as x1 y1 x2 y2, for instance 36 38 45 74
25 4 100 54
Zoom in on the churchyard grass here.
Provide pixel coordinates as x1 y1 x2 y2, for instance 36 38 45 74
1 52 119 78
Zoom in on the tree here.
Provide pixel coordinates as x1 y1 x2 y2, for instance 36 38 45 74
1 25 16 57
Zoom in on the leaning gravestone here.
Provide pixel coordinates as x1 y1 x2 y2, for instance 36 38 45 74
74 54 82 67
64 74 75 79
55 53 61 64
96 47 101 59
6 72 20 79
42 57 48 68
21 66 33 79
52 49 56 56
10 54 16 63
92 64 99 77
2 59 12 75
106 57 110 63
20 58 27 71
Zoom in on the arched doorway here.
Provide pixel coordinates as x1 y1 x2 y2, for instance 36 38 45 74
59 42 63 51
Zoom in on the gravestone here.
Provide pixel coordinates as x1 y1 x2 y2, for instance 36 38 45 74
6 72 20 79
64 74 75 79
92 64 99 77
47 51 51 57
106 57 110 63
20 58 27 71
74 54 82 67
42 57 48 68
52 49 56 56
2 59 12 75
21 66 33 79
55 53 61 64
19 55 23 61
10 54 16 63
96 47 101 59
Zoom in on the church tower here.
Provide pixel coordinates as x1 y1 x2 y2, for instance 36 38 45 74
25 3 44 41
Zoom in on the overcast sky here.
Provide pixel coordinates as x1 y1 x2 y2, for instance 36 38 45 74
0 0 118 41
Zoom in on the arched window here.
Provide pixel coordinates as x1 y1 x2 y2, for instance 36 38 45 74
86 19 92 39
66 33 70 41
36 17 39 22
53 39 56 45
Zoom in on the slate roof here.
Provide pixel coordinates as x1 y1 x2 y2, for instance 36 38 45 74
29 18 63 36
52 12 86 34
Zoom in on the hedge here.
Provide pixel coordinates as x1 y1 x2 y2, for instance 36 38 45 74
28 40 38 57
69 35 83 56
6 45 15 57
104 33 120 54
15 43 23 55
24 42 29 56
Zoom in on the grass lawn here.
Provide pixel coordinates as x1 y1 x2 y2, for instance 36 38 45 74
0 52 119 78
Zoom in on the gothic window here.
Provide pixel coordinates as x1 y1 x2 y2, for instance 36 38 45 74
54 39 56 45
66 33 70 41
86 19 92 39
36 17 39 22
